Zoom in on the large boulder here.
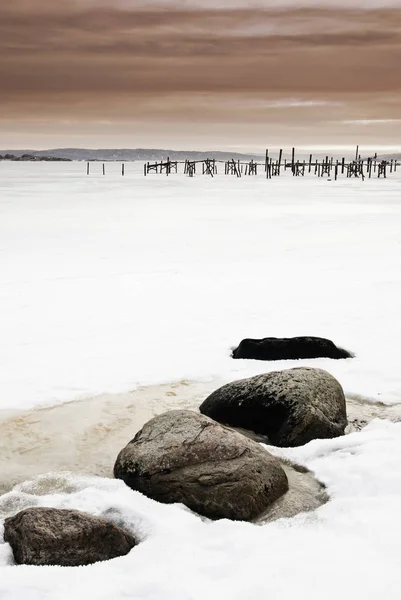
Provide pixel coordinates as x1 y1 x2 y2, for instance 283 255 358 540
4 507 136 566
232 336 352 361
114 410 288 521
199 368 347 447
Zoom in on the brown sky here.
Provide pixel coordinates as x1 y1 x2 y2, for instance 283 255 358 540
1 0 401 150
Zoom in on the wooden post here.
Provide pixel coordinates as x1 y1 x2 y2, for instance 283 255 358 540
291 147 295 174
341 157 345 174
355 145 359 161
278 149 283 174
335 163 338 181
308 154 312 173
265 150 269 172
87 162 90 175
122 163 125 176
102 163 105 176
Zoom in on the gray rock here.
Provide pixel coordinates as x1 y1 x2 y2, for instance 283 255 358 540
199 368 347 447
114 410 289 521
4 507 136 566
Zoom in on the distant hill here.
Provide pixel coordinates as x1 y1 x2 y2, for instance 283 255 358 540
0 152 70 162
0 148 264 162
2 148 399 163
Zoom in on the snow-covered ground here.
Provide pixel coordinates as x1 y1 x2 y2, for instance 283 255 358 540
1 161 401 410
1 161 401 599
1 421 401 600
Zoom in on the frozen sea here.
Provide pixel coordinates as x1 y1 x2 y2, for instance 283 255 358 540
1 160 401 409
1 161 401 599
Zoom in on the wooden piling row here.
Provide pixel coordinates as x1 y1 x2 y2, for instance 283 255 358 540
85 147 399 182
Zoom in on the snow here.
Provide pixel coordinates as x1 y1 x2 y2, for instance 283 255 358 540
1 419 401 599
1 161 401 599
1 161 401 410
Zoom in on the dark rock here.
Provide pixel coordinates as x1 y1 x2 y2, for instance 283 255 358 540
4 507 136 566
232 336 353 361
200 367 347 447
114 410 288 521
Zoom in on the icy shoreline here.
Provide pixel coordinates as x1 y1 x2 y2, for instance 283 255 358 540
1 378 400 496
1 409 401 600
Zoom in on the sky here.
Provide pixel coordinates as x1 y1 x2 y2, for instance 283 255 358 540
1 0 401 151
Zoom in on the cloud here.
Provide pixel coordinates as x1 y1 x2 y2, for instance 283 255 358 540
2 5 401 96
343 119 401 125
1 1 401 146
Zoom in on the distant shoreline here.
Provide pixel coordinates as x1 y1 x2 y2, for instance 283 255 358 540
0 153 71 162
1 147 400 163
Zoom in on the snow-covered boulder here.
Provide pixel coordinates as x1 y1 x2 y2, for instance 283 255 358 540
232 336 353 361
114 410 288 521
4 507 136 566
200 368 347 447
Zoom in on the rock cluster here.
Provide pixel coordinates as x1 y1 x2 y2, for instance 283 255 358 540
3 366 348 567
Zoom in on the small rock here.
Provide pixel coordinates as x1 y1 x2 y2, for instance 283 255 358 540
4 507 136 566
232 336 353 361
114 410 288 521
